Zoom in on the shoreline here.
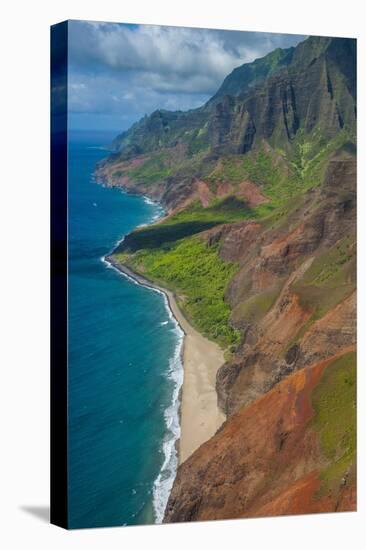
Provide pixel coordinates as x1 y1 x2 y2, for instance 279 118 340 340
105 256 226 465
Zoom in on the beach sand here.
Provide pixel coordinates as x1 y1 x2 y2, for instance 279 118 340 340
107 259 226 464
165 288 226 464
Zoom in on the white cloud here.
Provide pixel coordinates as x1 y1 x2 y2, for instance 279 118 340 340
69 22 305 94
67 21 306 130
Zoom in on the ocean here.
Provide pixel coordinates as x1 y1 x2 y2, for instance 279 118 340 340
67 130 183 529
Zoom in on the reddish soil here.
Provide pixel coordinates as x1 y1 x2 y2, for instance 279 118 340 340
238 180 268 206
196 180 214 207
164 352 356 523
216 181 233 197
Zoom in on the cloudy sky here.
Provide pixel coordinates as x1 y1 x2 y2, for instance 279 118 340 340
68 20 305 133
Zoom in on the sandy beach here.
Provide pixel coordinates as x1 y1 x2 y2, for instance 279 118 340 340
107 258 226 464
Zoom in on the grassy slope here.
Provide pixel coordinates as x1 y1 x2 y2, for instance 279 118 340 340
312 351 356 494
290 235 356 345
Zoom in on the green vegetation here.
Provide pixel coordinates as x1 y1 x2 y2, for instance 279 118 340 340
169 197 254 224
208 156 252 187
121 197 257 253
286 238 356 347
126 152 172 184
231 288 280 324
242 149 289 194
207 129 355 220
312 352 356 493
293 237 355 317
300 236 355 288
112 192 255 348
113 190 257 349
115 237 240 347
205 148 299 220
213 44 293 100
207 146 306 220
113 108 211 163
290 128 356 188
207 146 300 206
186 126 210 155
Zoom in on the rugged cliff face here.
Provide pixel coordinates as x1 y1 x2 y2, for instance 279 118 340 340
164 351 356 522
98 33 357 520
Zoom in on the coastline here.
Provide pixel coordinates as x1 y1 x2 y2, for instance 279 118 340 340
105 256 226 465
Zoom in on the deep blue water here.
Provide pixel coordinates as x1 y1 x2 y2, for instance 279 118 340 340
67 130 183 529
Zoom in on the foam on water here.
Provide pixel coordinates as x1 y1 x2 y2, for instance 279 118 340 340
152 322 184 523
101 199 183 524
143 196 156 206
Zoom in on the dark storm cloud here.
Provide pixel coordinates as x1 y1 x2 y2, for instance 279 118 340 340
67 20 306 131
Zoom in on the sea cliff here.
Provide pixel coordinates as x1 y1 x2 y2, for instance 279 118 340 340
97 34 356 520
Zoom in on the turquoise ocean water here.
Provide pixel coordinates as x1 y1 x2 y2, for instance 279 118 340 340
67 130 183 528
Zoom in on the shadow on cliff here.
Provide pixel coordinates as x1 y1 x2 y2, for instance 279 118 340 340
118 220 222 252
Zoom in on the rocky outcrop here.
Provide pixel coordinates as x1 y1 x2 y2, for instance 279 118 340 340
299 291 356 368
